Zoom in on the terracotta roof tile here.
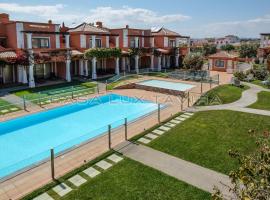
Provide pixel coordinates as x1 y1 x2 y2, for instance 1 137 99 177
0 51 17 58
68 23 109 34
208 51 239 59
151 27 180 36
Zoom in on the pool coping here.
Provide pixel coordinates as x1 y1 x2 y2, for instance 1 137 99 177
136 79 196 92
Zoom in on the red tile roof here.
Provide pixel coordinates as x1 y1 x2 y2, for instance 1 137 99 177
208 51 238 59
151 27 180 37
68 23 110 34
0 46 16 58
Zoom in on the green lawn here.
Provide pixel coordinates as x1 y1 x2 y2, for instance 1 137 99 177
251 80 270 89
13 81 97 105
149 110 270 174
59 159 210 200
0 99 21 115
195 84 249 106
248 91 270 111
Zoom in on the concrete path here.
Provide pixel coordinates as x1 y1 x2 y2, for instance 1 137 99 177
0 93 39 110
115 142 233 198
188 82 270 116
0 94 25 109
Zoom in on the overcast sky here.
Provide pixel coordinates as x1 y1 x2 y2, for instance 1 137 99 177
0 0 269 38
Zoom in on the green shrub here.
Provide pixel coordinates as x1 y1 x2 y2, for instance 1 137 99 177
233 71 246 81
183 53 204 70
250 69 269 80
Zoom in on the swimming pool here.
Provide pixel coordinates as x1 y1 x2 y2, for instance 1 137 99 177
137 80 195 91
0 94 158 178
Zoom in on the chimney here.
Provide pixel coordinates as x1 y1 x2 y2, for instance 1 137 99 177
0 13 9 23
126 25 129 29
96 21 103 28
48 19 52 24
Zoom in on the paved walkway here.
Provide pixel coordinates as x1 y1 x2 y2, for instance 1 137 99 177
115 142 233 198
0 93 40 110
188 82 270 116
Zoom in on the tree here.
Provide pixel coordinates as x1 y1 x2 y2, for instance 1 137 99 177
221 44 235 52
202 44 217 56
212 130 270 200
239 43 259 58
267 54 270 70
183 53 204 71
191 46 203 54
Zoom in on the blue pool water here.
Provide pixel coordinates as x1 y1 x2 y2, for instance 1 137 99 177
0 94 158 178
137 80 195 91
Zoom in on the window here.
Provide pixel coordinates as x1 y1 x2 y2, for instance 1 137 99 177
90 38 102 48
32 38 50 48
169 40 176 47
130 38 136 48
130 37 140 48
215 60 225 68
0 38 7 48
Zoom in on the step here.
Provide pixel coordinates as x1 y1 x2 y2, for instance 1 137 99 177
152 129 165 135
145 133 159 140
138 137 151 144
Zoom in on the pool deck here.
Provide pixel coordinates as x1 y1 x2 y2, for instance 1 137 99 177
0 76 226 200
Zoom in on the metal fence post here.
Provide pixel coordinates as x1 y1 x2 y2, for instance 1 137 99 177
108 125 111 149
200 81 203 94
71 86 74 99
97 84 99 94
105 80 108 92
158 104 161 124
23 95 26 111
181 96 183 111
210 77 212 89
38 92 42 107
50 148 55 180
124 118 128 140
188 92 190 107
217 74 220 85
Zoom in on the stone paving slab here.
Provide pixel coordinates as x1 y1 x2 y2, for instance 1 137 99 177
175 117 186 121
170 119 181 124
152 129 165 135
145 133 158 140
96 160 113 170
68 174 87 187
180 114 191 118
165 122 176 128
107 154 123 163
83 167 100 178
33 193 54 200
52 183 72 197
184 112 194 116
137 137 151 144
158 126 171 131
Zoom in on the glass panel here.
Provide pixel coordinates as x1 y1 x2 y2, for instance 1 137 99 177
96 39 102 48
32 38 50 48
32 38 39 48
215 60 225 68
130 38 135 48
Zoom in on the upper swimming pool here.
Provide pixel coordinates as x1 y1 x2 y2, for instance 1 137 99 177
137 80 195 91
0 94 158 178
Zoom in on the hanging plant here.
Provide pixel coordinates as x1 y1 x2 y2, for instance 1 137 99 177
128 48 142 57
84 48 121 59
34 53 51 64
